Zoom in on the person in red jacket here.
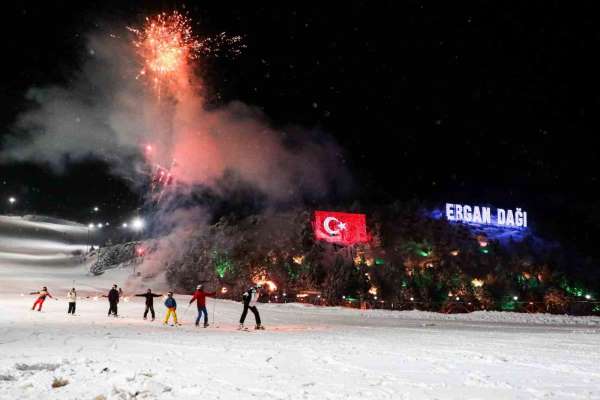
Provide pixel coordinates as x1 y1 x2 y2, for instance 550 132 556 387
30 286 53 311
189 284 216 327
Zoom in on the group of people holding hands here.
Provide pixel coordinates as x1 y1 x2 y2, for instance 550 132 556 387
30 283 265 330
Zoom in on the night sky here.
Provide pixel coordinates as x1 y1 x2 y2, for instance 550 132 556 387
1 2 599 254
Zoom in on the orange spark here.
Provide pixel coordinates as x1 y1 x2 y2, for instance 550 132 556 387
128 11 200 91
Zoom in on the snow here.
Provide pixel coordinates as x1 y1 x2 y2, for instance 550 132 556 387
1 216 600 399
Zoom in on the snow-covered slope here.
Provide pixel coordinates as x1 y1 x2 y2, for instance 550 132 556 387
1 214 600 400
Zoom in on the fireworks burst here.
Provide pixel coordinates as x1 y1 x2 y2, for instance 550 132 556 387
128 11 245 93
128 11 200 90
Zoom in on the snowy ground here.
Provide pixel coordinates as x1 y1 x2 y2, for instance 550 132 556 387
1 216 600 399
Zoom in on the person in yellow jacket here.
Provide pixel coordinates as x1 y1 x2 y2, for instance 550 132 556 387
163 292 179 326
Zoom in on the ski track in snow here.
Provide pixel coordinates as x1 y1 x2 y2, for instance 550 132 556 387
1 215 600 399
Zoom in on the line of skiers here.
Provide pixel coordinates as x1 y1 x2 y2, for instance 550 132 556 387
30 283 265 330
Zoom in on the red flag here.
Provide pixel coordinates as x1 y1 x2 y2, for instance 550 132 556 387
313 211 369 246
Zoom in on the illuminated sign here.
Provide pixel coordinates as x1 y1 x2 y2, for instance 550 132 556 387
445 203 528 228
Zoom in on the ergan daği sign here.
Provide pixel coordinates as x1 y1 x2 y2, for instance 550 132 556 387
445 203 528 228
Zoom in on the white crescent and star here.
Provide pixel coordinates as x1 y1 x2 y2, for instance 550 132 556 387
323 217 347 236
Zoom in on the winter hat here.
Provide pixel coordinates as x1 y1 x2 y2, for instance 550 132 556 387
196 284 203 290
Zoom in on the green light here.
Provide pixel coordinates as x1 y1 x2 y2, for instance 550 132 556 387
500 296 519 311
214 252 233 279
375 258 385 265
480 248 489 254
418 250 429 257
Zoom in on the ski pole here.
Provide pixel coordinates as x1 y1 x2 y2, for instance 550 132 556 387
182 303 191 321
212 294 217 325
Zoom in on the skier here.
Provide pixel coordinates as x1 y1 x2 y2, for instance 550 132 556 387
189 284 216 328
30 286 54 311
135 288 163 321
239 284 264 330
163 291 179 325
105 284 120 317
66 288 77 315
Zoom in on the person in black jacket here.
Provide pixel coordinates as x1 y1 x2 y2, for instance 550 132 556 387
239 284 264 330
106 284 120 317
135 289 163 321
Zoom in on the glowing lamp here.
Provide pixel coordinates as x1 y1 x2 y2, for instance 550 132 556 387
132 217 145 231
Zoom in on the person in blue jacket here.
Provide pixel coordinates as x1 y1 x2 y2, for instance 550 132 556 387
163 291 179 325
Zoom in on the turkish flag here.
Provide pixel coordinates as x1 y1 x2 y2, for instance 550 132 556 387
313 211 369 246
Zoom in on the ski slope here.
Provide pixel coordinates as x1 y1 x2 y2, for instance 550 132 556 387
1 215 600 400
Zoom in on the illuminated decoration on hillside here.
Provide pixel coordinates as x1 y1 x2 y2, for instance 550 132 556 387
213 252 233 279
255 279 277 292
292 255 304 265
368 286 378 296
445 203 528 229
251 270 278 292
471 278 484 288
313 211 369 246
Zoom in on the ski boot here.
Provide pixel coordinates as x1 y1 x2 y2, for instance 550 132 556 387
255 324 265 330
204 322 209 328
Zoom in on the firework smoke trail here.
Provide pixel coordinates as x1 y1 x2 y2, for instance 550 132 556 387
129 11 247 200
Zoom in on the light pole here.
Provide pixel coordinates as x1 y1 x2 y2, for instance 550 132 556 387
7 197 17 214
131 217 145 275
87 223 95 253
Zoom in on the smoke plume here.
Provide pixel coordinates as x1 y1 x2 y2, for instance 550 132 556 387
1 20 353 290
2 29 350 201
